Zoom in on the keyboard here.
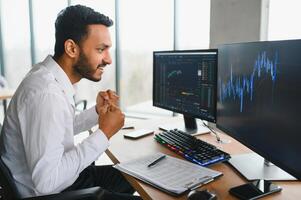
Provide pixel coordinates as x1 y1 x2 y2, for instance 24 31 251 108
154 129 230 166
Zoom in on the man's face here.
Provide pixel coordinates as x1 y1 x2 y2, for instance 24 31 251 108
73 24 112 82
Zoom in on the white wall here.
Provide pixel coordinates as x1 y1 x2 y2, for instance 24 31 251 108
210 0 269 48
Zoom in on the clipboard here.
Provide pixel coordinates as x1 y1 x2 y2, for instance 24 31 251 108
114 153 223 195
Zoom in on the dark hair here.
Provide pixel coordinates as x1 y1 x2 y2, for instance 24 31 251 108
54 5 113 58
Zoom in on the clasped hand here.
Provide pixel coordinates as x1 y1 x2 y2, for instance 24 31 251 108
96 90 125 139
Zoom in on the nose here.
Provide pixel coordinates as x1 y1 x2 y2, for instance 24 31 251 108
103 49 112 65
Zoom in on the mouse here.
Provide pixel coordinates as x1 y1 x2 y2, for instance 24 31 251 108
187 189 217 200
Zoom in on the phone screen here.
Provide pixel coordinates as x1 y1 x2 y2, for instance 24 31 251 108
229 180 282 200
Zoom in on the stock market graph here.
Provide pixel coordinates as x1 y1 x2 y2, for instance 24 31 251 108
219 51 278 112
153 51 217 122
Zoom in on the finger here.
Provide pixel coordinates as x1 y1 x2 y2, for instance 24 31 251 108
99 91 109 101
108 103 121 112
99 94 109 107
96 91 108 105
96 99 109 113
97 91 108 98
99 103 109 115
107 90 119 100
108 104 116 112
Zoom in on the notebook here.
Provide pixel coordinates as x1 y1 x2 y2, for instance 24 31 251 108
114 152 222 195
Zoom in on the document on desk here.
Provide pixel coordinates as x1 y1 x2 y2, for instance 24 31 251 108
114 152 222 195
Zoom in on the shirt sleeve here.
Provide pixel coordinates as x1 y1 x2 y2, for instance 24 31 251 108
18 92 109 195
73 106 98 135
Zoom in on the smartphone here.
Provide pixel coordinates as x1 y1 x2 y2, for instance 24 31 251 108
229 180 282 200
123 129 154 139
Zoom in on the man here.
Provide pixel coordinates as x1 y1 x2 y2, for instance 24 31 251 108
0 5 141 200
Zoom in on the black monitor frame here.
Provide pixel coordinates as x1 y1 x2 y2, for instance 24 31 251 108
153 49 218 133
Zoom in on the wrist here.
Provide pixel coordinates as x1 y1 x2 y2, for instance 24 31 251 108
99 126 111 139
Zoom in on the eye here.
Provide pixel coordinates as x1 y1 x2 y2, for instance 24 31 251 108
97 48 105 53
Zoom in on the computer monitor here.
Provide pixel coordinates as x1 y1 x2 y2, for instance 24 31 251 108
153 49 217 134
217 39 301 180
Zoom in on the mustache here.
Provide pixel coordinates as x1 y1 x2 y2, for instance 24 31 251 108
97 63 107 68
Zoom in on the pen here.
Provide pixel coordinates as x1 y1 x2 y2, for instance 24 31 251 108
122 126 135 130
147 155 166 167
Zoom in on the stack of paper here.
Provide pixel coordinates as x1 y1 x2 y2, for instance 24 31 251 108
114 152 222 195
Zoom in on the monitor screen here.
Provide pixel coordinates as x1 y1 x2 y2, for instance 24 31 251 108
217 39 301 180
153 50 217 129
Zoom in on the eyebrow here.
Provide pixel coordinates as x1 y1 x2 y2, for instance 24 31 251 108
97 43 111 48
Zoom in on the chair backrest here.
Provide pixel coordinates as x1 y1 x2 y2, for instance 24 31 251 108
0 156 21 199
75 99 88 111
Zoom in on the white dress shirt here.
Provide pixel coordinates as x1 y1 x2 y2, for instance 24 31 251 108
0 55 109 197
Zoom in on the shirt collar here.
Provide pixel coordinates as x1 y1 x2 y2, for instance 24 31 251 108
42 55 76 106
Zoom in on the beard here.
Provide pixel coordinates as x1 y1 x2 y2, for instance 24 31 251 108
73 51 105 82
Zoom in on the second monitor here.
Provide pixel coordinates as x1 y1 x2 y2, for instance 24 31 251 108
153 49 218 134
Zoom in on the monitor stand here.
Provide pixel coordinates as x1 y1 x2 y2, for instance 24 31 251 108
159 115 210 136
228 153 296 181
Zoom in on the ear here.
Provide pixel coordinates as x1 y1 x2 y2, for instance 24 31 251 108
64 39 79 58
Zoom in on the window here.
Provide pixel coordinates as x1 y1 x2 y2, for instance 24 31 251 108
119 0 174 110
268 0 301 40
1 0 31 89
176 0 211 49
32 0 68 63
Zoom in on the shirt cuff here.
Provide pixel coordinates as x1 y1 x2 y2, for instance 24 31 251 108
88 129 110 151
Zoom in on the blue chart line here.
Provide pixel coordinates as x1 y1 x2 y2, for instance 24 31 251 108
219 51 278 112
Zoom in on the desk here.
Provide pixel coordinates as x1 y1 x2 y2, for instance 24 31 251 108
106 117 301 200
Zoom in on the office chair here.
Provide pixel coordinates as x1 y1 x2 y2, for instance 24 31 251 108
0 123 104 200
75 99 88 111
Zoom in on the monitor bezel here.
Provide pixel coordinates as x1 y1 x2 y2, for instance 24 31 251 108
153 49 218 123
